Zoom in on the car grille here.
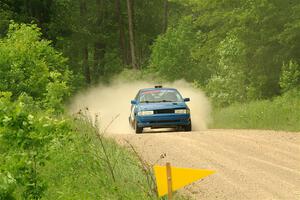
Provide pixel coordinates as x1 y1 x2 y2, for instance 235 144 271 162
154 109 174 114
149 120 180 124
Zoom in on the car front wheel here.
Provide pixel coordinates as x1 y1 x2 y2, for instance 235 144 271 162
135 120 143 134
184 123 192 132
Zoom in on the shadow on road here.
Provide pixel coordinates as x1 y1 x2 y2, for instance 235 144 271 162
142 128 178 134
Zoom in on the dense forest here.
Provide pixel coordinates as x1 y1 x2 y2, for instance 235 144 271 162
1 0 299 106
0 0 299 199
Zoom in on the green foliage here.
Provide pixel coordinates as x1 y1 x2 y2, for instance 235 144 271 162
41 116 157 200
2 0 300 100
0 92 164 200
0 6 11 37
206 34 247 106
0 19 165 200
211 90 300 132
0 92 72 199
149 16 207 82
97 51 123 82
0 22 71 111
279 60 300 93
44 71 71 113
0 172 16 200
0 4 198 200
1 2 300 197
0 93 160 199
148 0 300 106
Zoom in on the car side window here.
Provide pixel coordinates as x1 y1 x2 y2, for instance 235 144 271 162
134 91 140 101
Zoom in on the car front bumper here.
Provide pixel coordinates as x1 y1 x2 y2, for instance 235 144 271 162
136 114 191 128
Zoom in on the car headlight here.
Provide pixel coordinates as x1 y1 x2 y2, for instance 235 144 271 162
175 109 190 114
138 110 154 116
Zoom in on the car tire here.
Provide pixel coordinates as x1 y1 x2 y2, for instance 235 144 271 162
184 123 192 132
135 120 143 134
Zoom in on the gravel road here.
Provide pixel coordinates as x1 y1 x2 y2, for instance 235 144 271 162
112 129 300 200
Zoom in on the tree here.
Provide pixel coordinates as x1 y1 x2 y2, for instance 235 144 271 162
126 0 137 69
163 0 168 33
280 60 300 93
149 17 203 82
158 0 300 104
206 34 248 106
0 22 71 108
115 0 127 65
93 0 106 78
79 0 91 84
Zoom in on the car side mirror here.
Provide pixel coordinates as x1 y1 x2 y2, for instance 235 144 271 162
131 100 137 105
184 98 190 102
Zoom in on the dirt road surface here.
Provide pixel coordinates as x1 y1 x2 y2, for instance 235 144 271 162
112 129 300 200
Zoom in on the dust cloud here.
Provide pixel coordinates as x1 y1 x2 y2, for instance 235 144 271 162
69 80 211 134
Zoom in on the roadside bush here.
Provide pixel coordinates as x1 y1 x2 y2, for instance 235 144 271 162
149 17 199 82
279 60 300 93
0 172 16 200
0 93 161 199
42 114 157 200
206 34 248 107
0 92 72 199
0 22 72 111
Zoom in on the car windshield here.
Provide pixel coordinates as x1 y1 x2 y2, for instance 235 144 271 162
139 89 183 103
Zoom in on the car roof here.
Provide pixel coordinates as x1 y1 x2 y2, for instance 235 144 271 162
139 87 177 92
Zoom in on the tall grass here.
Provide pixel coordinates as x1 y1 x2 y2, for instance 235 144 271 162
0 93 188 199
40 115 187 200
40 115 158 200
210 91 300 132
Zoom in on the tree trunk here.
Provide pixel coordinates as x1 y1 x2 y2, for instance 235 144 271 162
163 0 168 33
115 0 127 65
94 42 105 76
83 47 91 84
80 0 91 84
126 0 138 69
94 0 106 77
24 0 32 16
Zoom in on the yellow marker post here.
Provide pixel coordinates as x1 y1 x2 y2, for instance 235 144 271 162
153 163 215 197
166 162 172 200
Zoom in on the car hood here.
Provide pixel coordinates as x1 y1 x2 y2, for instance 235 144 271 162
138 102 188 111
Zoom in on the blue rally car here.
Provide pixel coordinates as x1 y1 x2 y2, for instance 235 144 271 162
129 86 191 133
